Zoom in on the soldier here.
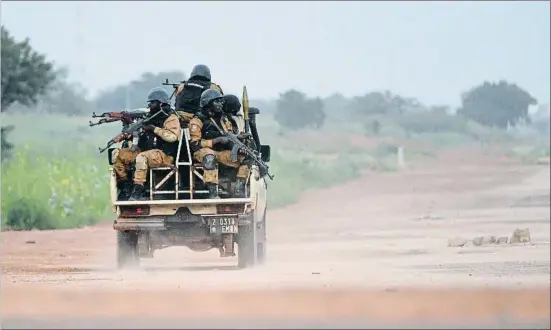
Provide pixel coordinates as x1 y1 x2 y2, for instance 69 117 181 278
189 89 250 199
113 87 182 201
222 94 245 134
174 64 224 126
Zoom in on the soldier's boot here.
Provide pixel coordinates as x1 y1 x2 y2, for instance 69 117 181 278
206 183 219 199
117 180 133 201
128 183 146 201
235 179 246 198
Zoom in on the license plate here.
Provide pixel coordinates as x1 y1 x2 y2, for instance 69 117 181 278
207 216 238 234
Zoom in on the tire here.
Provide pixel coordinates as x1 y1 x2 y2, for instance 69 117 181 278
256 208 267 265
237 223 255 269
117 231 140 269
237 208 267 268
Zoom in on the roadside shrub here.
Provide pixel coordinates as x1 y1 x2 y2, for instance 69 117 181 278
1 148 111 231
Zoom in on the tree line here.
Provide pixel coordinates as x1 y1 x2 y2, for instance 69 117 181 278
1 26 548 158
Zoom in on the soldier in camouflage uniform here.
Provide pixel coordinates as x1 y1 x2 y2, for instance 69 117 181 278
222 94 245 134
113 87 182 201
188 89 249 199
174 64 224 127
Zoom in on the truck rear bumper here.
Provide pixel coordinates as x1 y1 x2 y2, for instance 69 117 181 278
113 197 252 207
113 213 253 231
114 218 165 230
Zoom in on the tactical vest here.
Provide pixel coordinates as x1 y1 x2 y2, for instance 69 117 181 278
197 114 231 151
175 79 212 114
137 114 179 158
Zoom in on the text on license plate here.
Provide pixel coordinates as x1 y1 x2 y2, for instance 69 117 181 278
208 217 238 234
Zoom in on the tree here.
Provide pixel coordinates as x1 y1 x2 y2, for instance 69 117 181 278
94 71 187 111
8 67 95 116
347 90 423 116
457 80 537 129
1 26 56 111
274 89 326 130
322 93 350 116
37 68 94 116
1 26 56 160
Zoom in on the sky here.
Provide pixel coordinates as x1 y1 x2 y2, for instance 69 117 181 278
2 1 550 107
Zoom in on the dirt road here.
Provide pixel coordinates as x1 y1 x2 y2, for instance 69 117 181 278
2 149 550 328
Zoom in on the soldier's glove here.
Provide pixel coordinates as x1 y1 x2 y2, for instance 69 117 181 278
143 124 156 132
212 136 230 145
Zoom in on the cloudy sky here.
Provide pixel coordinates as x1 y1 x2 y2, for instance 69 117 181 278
2 1 549 106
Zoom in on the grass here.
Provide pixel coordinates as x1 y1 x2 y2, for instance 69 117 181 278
1 147 112 230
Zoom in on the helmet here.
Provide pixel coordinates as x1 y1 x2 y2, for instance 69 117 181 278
200 89 224 109
223 94 241 115
190 64 211 81
147 87 170 105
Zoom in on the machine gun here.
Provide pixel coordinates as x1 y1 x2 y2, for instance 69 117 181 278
97 109 166 153
89 109 149 127
162 78 183 103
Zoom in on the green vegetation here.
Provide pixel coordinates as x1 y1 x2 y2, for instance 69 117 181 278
1 147 111 230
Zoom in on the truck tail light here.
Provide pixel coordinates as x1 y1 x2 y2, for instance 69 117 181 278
216 204 245 214
120 206 150 217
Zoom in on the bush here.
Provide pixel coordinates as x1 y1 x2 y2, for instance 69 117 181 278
1 148 112 231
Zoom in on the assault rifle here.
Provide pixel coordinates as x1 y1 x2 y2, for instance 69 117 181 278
89 109 149 127
225 131 274 180
97 109 166 153
213 126 273 180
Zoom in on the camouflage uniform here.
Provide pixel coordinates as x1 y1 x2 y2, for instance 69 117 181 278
113 88 182 200
189 89 250 198
113 115 181 184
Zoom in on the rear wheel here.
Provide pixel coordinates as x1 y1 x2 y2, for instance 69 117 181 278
237 222 255 269
117 231 140 269
257 208 267 265
237 209 267 269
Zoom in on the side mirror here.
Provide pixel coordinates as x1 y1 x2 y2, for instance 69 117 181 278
249 107 260 115
260 145 271 162
107 148 116 165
